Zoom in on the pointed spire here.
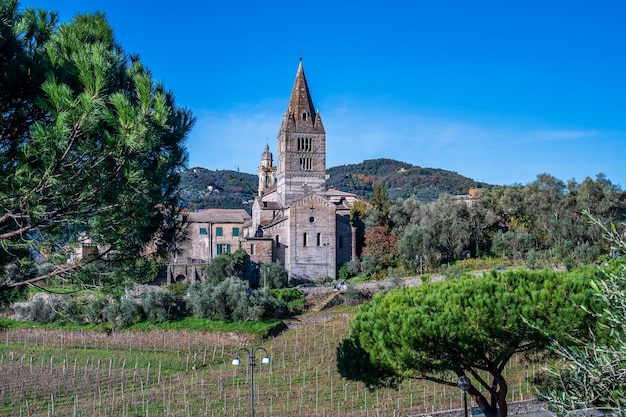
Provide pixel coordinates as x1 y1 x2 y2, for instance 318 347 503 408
279 61 324 134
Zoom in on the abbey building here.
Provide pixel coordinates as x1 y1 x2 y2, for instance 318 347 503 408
246 61 358 281
167 62 358 283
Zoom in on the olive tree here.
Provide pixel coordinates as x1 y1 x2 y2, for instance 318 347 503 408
536 215 626 417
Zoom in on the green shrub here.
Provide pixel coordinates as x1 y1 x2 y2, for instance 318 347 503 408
85 296 112 323
14 293 65 323
63 297 87 324
271 288 306 314
165 282 188 296
338 259 360 281
260 261 288 289
141 291 184 324
119 300 144 328
188 277 281 321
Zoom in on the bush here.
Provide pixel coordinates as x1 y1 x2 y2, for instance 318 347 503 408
338 259 360 281
142 290 184 324
13 293 65 323
271 288 306 315
188 276 282 321
260 261 288 289
63 297 87 324
102 299 145 329
165 282 188 296
85 295 112 323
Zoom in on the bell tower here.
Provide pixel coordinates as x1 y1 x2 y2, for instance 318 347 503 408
276 60 326 206
257 144 275 196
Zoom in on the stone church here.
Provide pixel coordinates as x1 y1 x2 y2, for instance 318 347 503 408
167 61 358 284
244 61 358 282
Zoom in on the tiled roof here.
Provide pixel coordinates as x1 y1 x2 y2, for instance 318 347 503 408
187 209 251 224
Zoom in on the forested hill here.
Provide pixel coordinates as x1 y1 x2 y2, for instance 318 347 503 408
178 159 486 211
178 168 257 211
326 159 488 202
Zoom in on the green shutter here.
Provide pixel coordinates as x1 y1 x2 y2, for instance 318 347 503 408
216 227 223 236
232 227 239 237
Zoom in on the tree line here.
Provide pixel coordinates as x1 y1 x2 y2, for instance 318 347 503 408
346 172 626 278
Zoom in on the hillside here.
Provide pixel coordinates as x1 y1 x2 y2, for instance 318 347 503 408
178 159 486 210
178 167 257 211
326 158 488 201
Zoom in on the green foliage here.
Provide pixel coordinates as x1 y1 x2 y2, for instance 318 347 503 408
165 282 188 296
178 167 257 211
0 1 193 294
270 288 306 314
205 253 239 284
188 276 280 321
141 290 184 324
14 293 65 323
260 261 288 289
118 300 145 328
326 158 484 201
338 260 360 281
536 216 626 417
338 268 601 417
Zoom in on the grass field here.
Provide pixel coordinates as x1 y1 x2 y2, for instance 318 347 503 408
0 304 539 417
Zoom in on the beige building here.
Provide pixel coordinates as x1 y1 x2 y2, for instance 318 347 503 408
166 209 250 283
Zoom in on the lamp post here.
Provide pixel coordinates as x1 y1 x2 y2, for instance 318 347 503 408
232 347 271 417
323 242 330 277
457 375 471 417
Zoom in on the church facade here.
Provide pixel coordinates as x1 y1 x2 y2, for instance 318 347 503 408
245 61 358 282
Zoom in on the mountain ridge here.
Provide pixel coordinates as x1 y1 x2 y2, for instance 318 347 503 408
178 158 488 211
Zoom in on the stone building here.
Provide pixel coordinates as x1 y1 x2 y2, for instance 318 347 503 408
245 61 358 282
166 208 250 283
167 61 358 284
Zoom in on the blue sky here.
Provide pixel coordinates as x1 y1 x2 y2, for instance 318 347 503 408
23 0 626 187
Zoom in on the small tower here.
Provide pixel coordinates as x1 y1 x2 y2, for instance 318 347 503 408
276 60 326 205
257 144 276 196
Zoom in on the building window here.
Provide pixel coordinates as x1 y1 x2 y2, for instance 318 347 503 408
216 227 223 237
250 244 254 255
232 227 240 237
199 227 207 235
317 233 321 246
217 244 231 255
299 157 311 171
297 137 312 152
303 233 308 247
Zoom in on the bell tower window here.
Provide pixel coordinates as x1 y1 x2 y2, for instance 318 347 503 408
299 157 312 171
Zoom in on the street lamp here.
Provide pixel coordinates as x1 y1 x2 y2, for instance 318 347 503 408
457 375 471 417
323 242 330 277
232 347 271 417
